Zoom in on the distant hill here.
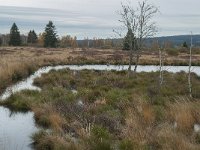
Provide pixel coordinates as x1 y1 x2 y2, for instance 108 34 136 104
147 35 200 47
76 35 200 48
1 33 200 47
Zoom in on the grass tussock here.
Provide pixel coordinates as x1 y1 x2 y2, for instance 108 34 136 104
155 123 199 150
168 99 200 132
32 130 79 150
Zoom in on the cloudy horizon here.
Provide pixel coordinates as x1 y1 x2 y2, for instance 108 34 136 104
0 0 200 39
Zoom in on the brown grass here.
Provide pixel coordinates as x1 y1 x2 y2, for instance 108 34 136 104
123 100 200 149
168 99 200 132
156 123 199 150
121 99 156 148
49 113 65 132
34 134 78 150
142 103 156 124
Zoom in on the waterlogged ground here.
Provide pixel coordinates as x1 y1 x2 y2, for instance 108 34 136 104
1 47 200 150
0 107 38 150
1 69 200 149
1 65 200 100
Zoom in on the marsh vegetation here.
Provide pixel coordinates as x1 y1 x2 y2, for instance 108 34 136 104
1 0 200 149
1 47 200 94
1 69 200 149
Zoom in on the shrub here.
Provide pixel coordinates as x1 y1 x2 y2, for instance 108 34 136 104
105 88 131 107
166 48 179 56
35 115 51 128
78 87 103 103
119 139 135 150
89 126 112 150
92 126 110 140
153 105 165 122
43 87 76 102
95 111 122 133
31 130 47 145
12 70 24 81
195 133 200 144
32 132 69 150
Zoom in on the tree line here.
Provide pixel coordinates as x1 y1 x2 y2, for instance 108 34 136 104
0 20 190 50
2 21 58 47
0 21 120 49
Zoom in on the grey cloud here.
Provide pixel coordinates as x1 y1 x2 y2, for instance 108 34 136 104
0 0 200 38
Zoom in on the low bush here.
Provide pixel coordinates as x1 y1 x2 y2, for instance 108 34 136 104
166 48 179 56
119 139 135 150
88 126 112 150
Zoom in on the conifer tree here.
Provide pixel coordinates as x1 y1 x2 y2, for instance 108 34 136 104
27 30 38 44
0 37 2 46
182 41 188 48
44 21 58 47
123 29 135 51
9 23 21 46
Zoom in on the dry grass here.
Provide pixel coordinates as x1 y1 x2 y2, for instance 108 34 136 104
167 99 200 132
49 113 65 132
122 99 200 149
156 123 199 150
121 99 156 148
32 133 79 150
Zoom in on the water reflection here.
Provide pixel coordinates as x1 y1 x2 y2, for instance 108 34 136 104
0 107 38 150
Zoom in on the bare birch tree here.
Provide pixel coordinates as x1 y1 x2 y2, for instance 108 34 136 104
118 0 158 75
188 32 193 98
159 41 167 87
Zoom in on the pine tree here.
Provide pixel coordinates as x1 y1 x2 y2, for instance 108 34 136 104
182 41 188 48
123 29 135 51
44 21 58 47
0 37 2 46
32 30 37 42
27 30 38 44
9 23 21 46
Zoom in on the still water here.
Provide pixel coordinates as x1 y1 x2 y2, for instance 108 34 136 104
0 107 38 150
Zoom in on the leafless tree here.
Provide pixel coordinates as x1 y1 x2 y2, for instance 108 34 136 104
188 32 193 98
159 42 166 87
118 0 158 75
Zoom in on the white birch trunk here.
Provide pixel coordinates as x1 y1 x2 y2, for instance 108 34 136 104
188 32 193 98
159 49 163 86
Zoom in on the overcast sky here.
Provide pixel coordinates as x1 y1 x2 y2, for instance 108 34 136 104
0 0 200 39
